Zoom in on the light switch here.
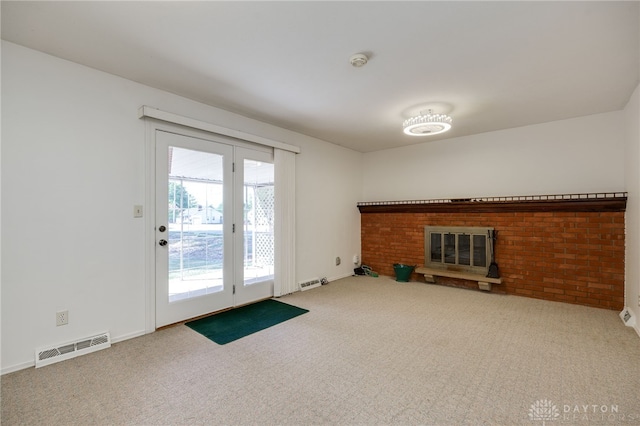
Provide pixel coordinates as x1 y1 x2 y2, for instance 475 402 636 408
134 205 143 218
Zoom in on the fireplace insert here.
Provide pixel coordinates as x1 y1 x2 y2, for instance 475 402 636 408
424 226 493 275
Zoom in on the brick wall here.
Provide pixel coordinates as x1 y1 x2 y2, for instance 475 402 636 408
360 209 625 310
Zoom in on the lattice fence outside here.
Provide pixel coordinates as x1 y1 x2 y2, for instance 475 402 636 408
252 186 274 266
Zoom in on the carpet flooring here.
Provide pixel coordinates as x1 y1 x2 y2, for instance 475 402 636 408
2 275 640 425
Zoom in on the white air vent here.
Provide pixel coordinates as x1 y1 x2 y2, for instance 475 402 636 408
35 331 111 368
620 308 636 328
299 278 321 291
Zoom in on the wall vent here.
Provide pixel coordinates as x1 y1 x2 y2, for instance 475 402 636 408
299 278 321 291
620 308 636 328
35 331 111 368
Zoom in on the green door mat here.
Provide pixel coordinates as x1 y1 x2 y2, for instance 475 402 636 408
185 299 309 345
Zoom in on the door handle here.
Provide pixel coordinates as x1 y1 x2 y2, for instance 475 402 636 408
158 225 166 232
158 239 168 247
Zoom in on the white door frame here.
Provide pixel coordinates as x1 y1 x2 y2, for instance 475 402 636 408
143 119 272 333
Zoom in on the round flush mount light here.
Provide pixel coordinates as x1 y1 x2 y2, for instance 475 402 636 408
402 110 453 136
349 53 369 67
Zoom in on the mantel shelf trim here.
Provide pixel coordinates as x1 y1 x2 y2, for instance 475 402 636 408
357 192 627 214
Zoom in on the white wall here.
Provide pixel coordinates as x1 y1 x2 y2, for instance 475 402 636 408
1 41 363 373
295 138 362 284
362 113 626 201
624 83 640 336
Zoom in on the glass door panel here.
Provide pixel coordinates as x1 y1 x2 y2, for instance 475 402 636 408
168 153 224 302
234 148 274 305
243 159 275 285
444 234 456 264
156 131 233 327
473 234 488 267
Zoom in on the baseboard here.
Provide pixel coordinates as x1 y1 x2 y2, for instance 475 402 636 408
329 272 357 282
110 329 147 344
275 273 357 295
2 360 35 376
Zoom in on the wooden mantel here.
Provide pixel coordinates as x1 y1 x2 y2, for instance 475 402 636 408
357 192 627 214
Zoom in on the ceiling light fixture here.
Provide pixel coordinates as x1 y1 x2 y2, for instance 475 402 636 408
403 110 453 136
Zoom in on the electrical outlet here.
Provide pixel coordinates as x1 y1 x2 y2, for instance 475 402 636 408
336 256 341 266
56 310 69 326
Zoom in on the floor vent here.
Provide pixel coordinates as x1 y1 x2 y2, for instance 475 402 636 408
299 278 321 291
35 331 111 368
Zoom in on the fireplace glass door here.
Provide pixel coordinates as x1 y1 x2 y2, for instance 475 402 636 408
425 226 492 274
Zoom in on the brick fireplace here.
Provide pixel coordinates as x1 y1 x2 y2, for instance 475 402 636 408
358 193 626 310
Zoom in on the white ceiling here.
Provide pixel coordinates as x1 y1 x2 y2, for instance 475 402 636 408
2 1 639 153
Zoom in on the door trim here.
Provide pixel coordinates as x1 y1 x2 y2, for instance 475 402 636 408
138 106 300 154
143 119 273 333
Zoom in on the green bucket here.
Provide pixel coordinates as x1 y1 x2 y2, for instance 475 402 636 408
393 264 415 282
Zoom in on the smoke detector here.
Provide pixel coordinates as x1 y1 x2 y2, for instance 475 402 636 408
349 53 368 67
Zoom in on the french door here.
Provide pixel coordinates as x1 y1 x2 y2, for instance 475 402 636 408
155 130 274 327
